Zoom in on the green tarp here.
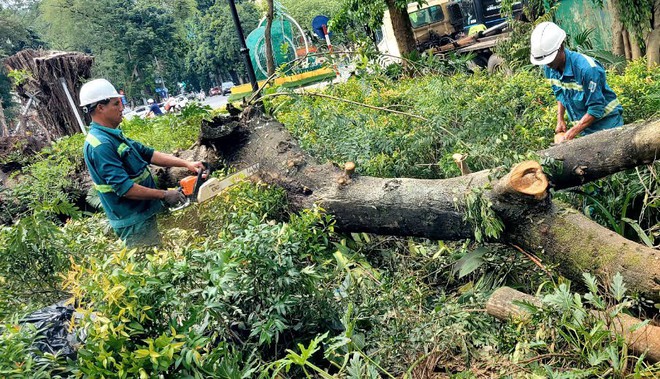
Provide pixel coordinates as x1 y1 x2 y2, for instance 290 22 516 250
554 0 614 51
246 19 296 80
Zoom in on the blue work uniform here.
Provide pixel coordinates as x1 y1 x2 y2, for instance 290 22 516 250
149 103 163 116
83 122 162 244
544 48 623 135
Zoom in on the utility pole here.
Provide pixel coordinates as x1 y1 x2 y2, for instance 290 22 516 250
227 0 259 93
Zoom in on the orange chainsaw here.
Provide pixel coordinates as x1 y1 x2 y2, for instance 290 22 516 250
169 162 260 211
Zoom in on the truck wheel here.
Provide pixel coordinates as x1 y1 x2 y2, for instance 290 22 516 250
487 54 511 74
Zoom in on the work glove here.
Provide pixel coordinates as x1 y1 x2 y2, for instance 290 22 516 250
163 190 186 206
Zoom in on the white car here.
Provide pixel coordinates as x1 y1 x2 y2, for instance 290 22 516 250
123 105 149 119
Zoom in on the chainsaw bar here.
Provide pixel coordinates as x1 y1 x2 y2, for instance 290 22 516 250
196 163 260 203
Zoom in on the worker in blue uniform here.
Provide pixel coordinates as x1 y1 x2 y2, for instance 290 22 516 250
80 79 203 247
530 22 623 142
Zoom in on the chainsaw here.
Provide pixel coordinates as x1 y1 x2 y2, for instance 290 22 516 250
169 162 260 211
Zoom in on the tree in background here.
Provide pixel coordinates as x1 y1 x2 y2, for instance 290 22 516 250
609 0 659 67
265 0 276 76
186 0 260 87
0 2 43 127
332 0 415 55
39 0 194 101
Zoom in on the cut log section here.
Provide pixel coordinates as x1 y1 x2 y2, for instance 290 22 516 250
487 287 660 362
494 161 548 200
540 119 659 189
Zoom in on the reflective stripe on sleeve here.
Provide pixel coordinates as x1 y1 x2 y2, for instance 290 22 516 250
94 184 113 193
130 168 151 184
86 134 102 147
547 79 583 91
93 169 151 194
603 98 621 116
117 143 129 156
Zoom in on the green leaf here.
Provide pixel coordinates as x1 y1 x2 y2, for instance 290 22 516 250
452 247 487 278
621 218 654 247
610 272 627 301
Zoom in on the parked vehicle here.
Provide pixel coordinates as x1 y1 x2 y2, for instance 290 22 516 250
209 87 221 96
124 105 149 119
378 0 523 70
221 81 235 95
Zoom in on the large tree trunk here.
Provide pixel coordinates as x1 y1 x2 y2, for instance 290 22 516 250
0 99 8 137
264 0 276 76
207 113 660 300
486 287 660 362
608 0 626 57
385 0 417 56
3 49 93 139
647 0 660 68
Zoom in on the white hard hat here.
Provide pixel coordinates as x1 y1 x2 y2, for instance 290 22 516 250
147 98 154 104
530 22 566 66
79 79 122 106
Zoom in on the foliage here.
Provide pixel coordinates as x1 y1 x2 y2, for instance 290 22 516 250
38 0 192 100
272 59 660 246
462 187 504 243
6 69 32 87
271 69 555 179
511 273 660 376
0 3 43 120
120 103 212 152
608 59 660 122
611 0 654 47
0 198 81 318
330 0 387 47
0 320 66 378
185 0 260 89
59 188 341 378
0 31 659 377
5 134 86 220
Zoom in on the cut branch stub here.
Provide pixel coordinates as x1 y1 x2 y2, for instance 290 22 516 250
452 153 471 175
344 161 356 177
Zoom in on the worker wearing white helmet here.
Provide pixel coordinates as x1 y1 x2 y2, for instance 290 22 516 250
530 22 623 142
80 79 204 247
145 98 163 118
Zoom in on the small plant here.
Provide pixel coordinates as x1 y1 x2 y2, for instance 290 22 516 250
512 273 660 376
7 69 32 87
461 187 504 243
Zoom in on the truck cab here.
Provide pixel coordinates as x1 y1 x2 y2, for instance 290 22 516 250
408 0 464 50
378 0 523 57
458 0 523 31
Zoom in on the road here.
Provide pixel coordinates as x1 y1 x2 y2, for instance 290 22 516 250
201 94 228 110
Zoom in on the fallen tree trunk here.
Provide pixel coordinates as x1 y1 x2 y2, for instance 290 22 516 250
204 112 660 300
486 287 660 362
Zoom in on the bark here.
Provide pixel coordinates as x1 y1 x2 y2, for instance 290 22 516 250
609 0 625 57
264 0 276 76
0 99 8 137
647 0 660 68
385 0 417 56
487 287 660 362
3 49 93 139
623 30 632 60
630 36 643 60
538 119 660 190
